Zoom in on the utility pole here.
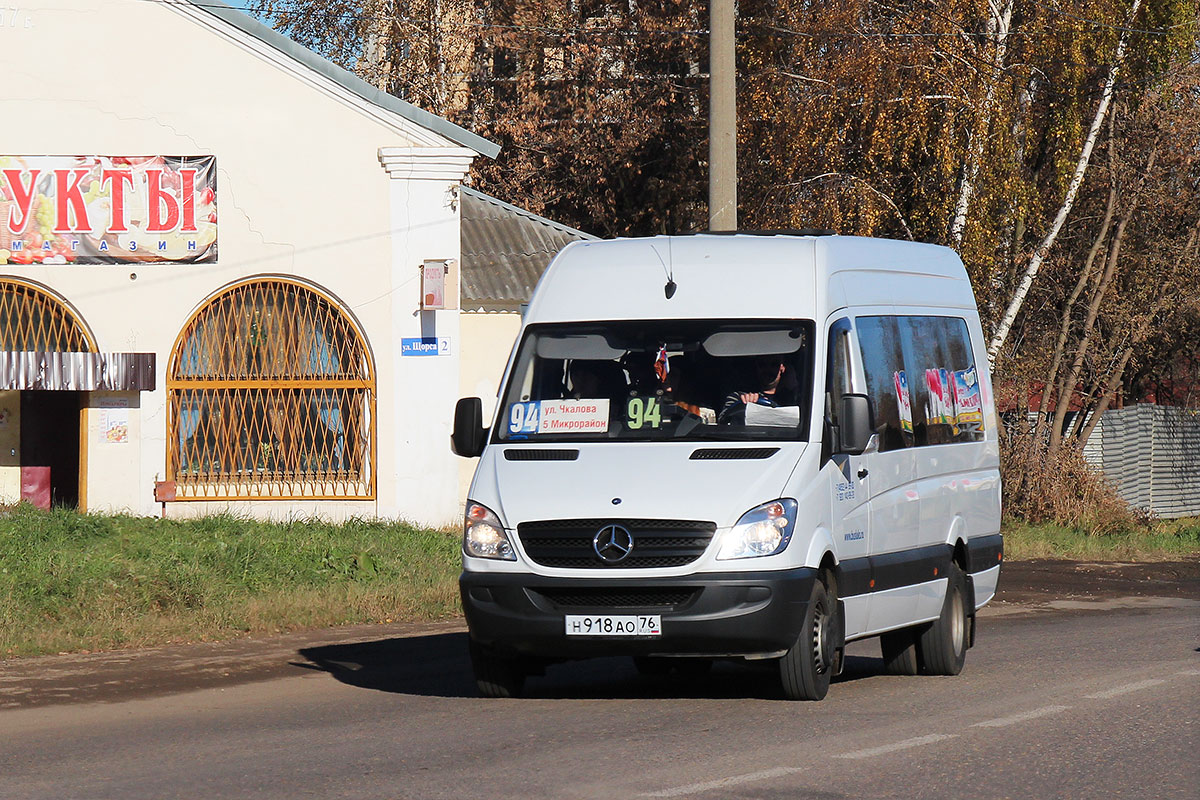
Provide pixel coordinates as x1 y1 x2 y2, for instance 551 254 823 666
708 0 737 231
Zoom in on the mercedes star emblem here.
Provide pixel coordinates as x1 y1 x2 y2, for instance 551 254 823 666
593 524 634 564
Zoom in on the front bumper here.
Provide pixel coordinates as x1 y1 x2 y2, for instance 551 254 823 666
460 567 818 660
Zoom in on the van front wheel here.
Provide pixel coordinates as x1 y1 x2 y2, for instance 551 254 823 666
917 563 969 676
779 577 836 701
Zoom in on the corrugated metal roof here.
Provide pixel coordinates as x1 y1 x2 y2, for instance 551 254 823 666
460 187 597 310
190 1 499 159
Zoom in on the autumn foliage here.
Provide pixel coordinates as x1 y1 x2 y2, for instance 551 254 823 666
259 0 1198 523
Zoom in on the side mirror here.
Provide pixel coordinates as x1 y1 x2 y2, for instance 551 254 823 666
451 397 488 457
839 393 873 455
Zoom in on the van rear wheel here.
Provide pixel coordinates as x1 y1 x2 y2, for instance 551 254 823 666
469 639 525 698
779 576 836 701
917 563 969 676
880 628 919 675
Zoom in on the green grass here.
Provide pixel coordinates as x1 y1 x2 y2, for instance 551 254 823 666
3 504 1197 660
1001 517 1200 561
0 505 462 658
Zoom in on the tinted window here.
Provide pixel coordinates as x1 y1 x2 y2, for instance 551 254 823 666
495 319 814 443
898 316 984 445
854 316 912 451
825 317 853 443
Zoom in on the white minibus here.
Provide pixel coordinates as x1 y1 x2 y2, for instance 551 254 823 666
452 233 1002 700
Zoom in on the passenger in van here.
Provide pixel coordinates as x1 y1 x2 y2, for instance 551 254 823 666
718 355 793 424
567 359 627 400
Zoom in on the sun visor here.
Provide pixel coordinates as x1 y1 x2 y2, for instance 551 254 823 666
535 334 625 360
702 328 807 357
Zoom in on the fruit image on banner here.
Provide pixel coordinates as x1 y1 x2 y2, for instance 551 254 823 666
0 155 217 265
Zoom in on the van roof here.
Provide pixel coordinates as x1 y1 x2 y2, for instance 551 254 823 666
523 234 976 324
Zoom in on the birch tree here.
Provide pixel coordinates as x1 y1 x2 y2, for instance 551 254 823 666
985 0 1144 366
947 0 1014 249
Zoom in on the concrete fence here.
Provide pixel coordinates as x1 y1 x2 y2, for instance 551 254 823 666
1089 405 1200 519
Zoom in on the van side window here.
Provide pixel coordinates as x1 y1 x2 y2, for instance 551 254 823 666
854 316 912 451
825 318 853 430
898 316 985 445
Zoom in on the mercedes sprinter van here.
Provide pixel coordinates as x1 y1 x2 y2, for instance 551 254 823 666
452 233 1002 700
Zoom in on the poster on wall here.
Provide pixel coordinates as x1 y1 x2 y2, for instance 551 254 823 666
97 397 130 444
0 155 217 265
100 407 129 444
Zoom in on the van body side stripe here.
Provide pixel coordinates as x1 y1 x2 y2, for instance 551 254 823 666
838 544 954 596
966 533 1003 573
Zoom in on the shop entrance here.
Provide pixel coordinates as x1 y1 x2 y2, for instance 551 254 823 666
20 391 81 508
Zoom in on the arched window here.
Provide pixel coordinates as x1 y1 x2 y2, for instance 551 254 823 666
167 279 375 500
0 278 96 351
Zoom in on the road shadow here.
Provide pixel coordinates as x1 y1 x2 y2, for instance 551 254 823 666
296 632 478 698
295 633 890 701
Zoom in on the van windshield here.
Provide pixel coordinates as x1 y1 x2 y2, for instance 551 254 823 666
494 320 814 443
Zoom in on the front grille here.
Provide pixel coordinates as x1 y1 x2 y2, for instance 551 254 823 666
533 586 700 609
518 518 717 569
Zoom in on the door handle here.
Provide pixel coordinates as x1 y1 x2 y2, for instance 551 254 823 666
857 467 869 480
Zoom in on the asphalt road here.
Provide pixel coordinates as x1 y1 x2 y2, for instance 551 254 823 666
1 561 1197 800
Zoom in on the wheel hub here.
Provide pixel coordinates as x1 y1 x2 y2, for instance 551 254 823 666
811 600 831 675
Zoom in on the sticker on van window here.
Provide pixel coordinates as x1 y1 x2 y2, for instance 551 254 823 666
539 399 610 433
953 367 984 426
626 396 662 430
926 368 955 426
894 370 914 433
508 401 541 434
508 399 610 435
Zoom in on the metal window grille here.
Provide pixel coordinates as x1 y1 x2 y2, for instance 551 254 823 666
167 279 375 500
0 279 96 351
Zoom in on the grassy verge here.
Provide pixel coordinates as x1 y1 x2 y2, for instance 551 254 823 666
0 505 461 659
1001 517 1200 561
3 505 1198 659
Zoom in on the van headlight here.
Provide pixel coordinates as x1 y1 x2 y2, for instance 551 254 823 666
463 502 516 561
717 499 798 560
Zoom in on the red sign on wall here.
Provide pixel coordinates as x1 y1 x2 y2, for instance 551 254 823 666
0 155 217 264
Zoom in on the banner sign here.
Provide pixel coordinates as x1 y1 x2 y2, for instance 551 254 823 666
0 155 217 264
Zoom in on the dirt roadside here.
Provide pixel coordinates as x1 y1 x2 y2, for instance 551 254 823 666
1 559 1197 711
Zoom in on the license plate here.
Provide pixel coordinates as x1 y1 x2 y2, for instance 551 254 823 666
565 614 661 637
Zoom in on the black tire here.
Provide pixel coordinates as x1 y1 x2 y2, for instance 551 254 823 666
779 575 837 701
469 639 525 698
880 628 920 675
916 562 969 676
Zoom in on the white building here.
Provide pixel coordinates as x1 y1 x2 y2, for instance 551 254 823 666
0 0 509 526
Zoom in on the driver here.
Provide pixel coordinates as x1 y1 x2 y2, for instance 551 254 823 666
718 355 789 424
